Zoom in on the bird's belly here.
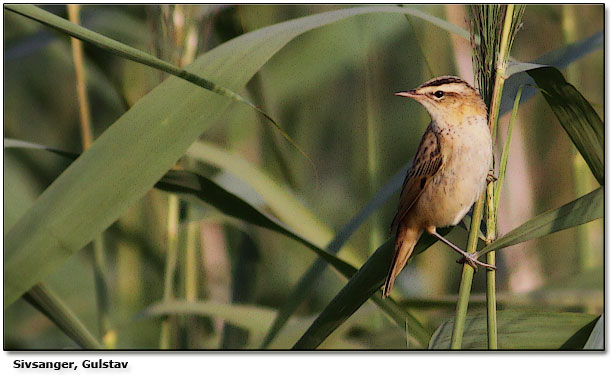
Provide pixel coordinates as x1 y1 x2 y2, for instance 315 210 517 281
417 132 491 228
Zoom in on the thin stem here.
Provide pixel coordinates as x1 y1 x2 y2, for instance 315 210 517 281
67 4 93 149
67 4 113 348
160 194 180 349
562 5 596 273
482 5 516 350
450 195 485 349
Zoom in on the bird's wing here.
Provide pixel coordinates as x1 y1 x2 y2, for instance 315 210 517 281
390 124 444 233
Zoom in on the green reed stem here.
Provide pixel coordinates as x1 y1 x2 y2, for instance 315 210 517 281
160 194 180 349
482 4 517 350
561 5 596 272
450 195 485 349
455 4 524 349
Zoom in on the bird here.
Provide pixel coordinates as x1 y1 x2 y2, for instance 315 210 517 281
383 75 496 298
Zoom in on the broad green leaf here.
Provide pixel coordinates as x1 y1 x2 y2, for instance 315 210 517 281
477 187 602 256
429 310 600 349
583 314 603 350
2 4 481 307
528 67 604 185
292 229 451 350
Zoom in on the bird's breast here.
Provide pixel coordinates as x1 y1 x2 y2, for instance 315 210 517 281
419 117 492 228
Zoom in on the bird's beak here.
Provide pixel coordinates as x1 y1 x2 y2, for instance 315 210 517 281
394 90 420 98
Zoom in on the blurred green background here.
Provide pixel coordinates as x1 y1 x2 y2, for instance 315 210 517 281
3 4 603 349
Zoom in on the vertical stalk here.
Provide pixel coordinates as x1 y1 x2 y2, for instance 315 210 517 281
67 4 92 149
482 4 516 350
160 194 180 349
67 4 114 349
561 5 596 273
454 4 524 349
450 196 485 348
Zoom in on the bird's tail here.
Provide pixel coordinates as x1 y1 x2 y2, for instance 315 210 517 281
382 224 422 298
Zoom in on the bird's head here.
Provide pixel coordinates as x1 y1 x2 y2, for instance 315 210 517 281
395 76 487 125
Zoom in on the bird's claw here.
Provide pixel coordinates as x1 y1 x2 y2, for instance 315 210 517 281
457 253 497 271
486 172 498 183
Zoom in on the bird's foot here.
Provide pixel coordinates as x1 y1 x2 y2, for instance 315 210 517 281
456 252 497 272
486 172 498 183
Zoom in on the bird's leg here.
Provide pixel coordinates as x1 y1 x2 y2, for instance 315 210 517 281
427 228 497 271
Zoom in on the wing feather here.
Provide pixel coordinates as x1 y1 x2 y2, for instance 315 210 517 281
390 123 443 233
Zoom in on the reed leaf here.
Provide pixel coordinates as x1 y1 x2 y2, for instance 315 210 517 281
430 310 600 349
528 67 604 185
477 187 603 257
291 228 453 350
2 4 478 307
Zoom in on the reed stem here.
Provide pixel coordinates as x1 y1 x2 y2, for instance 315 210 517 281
160 194 180 349
482 4 517 350
450 195 485 349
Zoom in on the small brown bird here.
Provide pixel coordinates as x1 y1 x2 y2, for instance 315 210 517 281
383 76 496 298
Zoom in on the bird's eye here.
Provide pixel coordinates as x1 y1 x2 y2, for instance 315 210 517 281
433 91 444 98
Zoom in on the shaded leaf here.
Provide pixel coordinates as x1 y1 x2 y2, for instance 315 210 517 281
429 310 600 349
259 164 410 348
292 229 451 350
477 187 602 256
528 66 604 185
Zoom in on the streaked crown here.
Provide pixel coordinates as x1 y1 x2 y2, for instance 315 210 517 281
396 76 487 124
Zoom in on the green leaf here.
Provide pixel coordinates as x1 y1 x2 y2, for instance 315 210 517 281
141 300 277 345
477 187 603 257
528 66 604 185
6 139 426 348
23 284 102 349
292 229 451 350
500 30 602 115
583 314 603 350
429 310 600 349
2 4 474 307
259 166 410 348
3 5 266 122
156 169 425 342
